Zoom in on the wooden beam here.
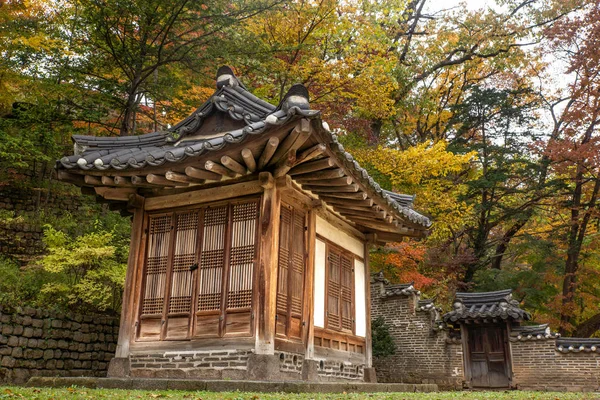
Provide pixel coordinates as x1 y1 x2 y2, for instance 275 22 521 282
257 136 279 170
305 209 317 360
165 171 204 184
291 168 345 181
57 170 87 186
364 240 373 368
330 203 375 213
241 148 257 173
289 158 335 175
94 187 136 201
221 155 247 175
185 166 222 181
319 196 374 207
295 177 353 187
113 199 145 360
295 143 326 165
84 175 103 186
273 151 296 178
337 207 386 219
147 173 187 187
205 160 238 178
269 119 312 166
116 176 142 187
318 192 367 200
302 184 359 193
127 193 145 209
256 171 280 354
130 176 149 186
101 176 116 186
144 179 263 211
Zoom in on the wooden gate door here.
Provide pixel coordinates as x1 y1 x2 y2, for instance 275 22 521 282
467 325 511 388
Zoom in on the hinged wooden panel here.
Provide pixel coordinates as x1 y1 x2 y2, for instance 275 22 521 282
137 197 260 342
224 201 259 337
276 204 306 341
165 211 199 339
195 205 227 338
139 214 172 340
324 242 355 334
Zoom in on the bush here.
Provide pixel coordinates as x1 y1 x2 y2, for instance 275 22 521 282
371 316 396 357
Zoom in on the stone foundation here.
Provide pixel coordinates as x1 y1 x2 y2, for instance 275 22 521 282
127 348 366 382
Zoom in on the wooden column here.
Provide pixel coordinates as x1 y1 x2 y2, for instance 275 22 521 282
304 209 317 360
255 172 280 354
364 238 373 368
114 195 145 359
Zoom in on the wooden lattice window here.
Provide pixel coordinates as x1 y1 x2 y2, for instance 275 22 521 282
325 244 355 333
138 198 259 341
276 204 306 340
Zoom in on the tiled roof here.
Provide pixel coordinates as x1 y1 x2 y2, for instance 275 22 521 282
380 283 419 298
56 66 431 230
510 324 559 341
556 338 600 353
443 289 531 323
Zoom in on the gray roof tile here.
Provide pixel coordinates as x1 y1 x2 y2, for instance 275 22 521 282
56 66 431 229
443 289 531 323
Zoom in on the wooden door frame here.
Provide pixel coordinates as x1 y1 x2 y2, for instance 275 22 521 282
461 323 512 389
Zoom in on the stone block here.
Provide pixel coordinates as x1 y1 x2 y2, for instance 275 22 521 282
302 359 319 381
1 356 16 368
363 367 377 383
11 347 23 358
7 336 18 347
23 327 34 338
246 353 280 381
43 349 54 360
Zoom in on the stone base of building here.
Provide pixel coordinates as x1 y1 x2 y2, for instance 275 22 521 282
107 358 130 378
26 376 438 393
127 349 369 382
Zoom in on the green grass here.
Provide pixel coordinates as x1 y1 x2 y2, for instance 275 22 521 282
1 387 600 400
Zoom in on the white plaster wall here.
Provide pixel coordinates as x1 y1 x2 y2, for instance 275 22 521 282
315 216 364 258
313 238 326 328
354 259 366 337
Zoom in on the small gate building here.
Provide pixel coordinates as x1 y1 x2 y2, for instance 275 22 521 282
443 290 530 389
55 66 431 382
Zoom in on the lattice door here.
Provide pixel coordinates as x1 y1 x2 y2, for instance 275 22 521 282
139 214 172 340
276 206 291 336
195 205 227 338
165 211 199 339
224 201 259 337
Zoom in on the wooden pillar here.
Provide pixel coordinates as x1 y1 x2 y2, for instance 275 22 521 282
304 209 317 360
364 239 373 368
255 172 280 354
109 195 145 377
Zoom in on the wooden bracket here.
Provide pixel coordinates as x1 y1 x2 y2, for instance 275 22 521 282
259 171 274 189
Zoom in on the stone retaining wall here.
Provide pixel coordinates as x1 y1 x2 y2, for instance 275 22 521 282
0 306 119 384
0 186 86 259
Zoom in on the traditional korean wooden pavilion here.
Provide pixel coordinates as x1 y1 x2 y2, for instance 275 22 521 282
56 66 431 382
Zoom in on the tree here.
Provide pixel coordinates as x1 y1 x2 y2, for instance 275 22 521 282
541 2 600 333
62 0 279 136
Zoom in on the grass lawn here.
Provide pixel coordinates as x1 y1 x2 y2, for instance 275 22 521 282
1 387 600 399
